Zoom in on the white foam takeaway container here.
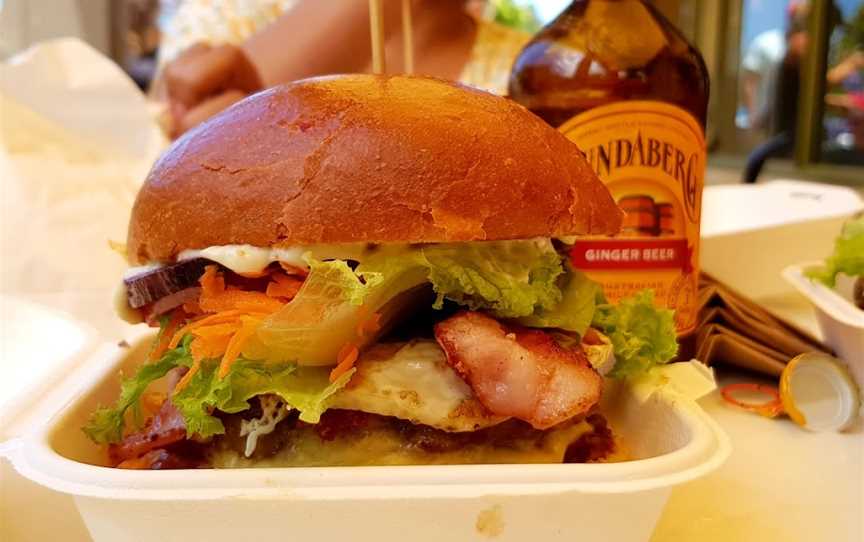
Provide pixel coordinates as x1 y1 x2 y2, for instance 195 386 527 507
2 331 730 542
783 263 864 390
701 180 863 300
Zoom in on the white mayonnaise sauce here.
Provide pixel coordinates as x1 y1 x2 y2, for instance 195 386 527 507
177 244 309 275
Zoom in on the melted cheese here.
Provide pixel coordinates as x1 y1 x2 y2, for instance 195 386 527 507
330 341 506 432
210 418 596 468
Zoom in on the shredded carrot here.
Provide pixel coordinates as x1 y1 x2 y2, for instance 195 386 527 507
323 309 383 382
279 262 309 277
150 309 186 361
356 304 369 321
237 270 270 278
141 392 166 415
199 266 287 312
233 299 288 313
191 322 242 337
265 273 304 299
190 331 233 360
175 359 201 392
199 265 225 297
200 288 286 313
356 312 382 336
337 342 357 362
169 310 243 349
218 317 261 378
168 264 305 390
182 300 203 316
330 343 359 382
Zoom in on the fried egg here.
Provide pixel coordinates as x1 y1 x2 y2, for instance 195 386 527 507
329 340 506 432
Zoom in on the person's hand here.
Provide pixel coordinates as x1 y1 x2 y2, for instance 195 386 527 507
163 43 263 137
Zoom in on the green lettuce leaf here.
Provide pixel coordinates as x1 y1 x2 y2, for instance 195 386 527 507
517 267 599 335
422 239 564 318
592 290 678 378
247 257 377 365
252 240 567 365
357 239 566 319
82 336 192 444
249 255 429 365
806 215 864 287
83 334 355 443
171 359 354 438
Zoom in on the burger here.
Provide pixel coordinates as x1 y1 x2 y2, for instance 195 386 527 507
85 75 678 469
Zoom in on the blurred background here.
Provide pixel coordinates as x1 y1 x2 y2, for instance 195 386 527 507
1 0 862 186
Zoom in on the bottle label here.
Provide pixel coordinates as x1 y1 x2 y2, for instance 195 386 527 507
559 101 705 336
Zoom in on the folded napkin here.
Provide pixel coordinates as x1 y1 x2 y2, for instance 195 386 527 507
695 274 831 376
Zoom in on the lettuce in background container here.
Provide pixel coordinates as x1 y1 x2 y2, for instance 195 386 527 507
1 330 729 542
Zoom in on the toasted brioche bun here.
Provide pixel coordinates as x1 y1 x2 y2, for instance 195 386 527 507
128 75 622 264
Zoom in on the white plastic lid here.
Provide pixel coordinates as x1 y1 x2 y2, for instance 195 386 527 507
780 352 861 432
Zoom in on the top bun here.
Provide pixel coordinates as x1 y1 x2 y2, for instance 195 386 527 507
128 75 622 264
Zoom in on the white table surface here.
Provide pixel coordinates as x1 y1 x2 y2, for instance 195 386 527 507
1 292 862 542
651 297 864 542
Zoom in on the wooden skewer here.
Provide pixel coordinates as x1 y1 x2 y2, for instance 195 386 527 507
401 0 414 74
368 0 386 74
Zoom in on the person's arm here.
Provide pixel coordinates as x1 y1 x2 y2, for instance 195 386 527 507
163 0 409 136
242 0 405 87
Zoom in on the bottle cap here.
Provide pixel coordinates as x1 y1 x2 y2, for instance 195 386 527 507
780 352 860 432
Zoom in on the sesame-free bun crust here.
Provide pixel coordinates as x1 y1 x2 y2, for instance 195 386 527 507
128 75 622 264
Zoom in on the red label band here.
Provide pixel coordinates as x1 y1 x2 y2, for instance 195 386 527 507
570 239 692 271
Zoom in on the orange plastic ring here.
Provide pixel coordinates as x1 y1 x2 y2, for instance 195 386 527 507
720 382 784 418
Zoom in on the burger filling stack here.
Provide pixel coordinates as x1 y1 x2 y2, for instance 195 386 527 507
86 75 678 469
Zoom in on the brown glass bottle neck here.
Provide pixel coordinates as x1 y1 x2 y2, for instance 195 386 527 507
557 0 654 22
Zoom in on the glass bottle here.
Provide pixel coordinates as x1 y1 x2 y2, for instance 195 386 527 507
510 0 710 340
